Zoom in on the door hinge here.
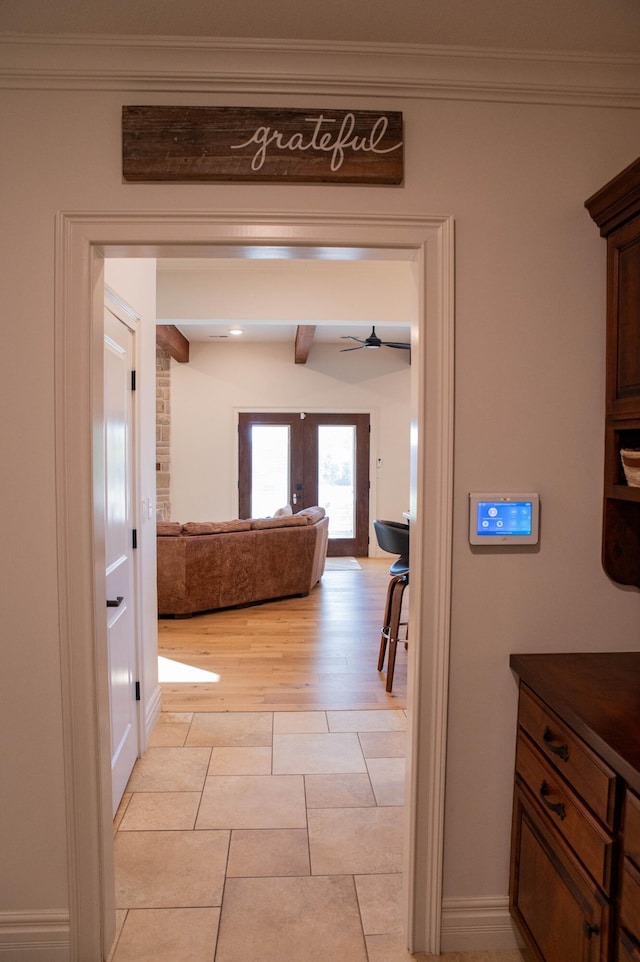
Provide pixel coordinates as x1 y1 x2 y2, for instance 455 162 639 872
135 681 141 701
132 529 138 549
131 370 136 391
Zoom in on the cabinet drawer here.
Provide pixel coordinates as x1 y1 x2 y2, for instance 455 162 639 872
516 733 615 895
519 685 617 827
622 859 640 945
626 791 640 866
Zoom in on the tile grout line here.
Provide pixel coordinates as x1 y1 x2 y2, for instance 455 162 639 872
351 872 373 962
213 827 233 962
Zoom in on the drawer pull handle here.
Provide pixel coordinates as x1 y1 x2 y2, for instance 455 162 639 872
543 726 569 761
540 781 566 820
582 920 600 940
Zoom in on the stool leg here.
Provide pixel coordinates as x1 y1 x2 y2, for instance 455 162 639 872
386 638 398 693
378 574 404 671
378 632 388 672
386 577 408 692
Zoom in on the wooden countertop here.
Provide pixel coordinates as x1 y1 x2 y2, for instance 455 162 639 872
510 652 640 793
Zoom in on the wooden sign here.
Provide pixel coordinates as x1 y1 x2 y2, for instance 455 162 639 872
122 106 403 185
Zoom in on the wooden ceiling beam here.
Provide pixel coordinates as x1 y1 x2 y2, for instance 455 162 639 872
294 325 316 364
156 324 190 363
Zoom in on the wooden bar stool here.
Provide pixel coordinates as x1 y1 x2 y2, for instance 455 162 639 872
373 519 409 692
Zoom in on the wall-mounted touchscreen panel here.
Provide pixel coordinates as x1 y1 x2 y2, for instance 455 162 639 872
469 493 540 545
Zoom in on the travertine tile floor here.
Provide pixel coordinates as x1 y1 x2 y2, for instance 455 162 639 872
109 709 525 962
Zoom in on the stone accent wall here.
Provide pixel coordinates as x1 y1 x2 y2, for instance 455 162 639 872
156 348 171 520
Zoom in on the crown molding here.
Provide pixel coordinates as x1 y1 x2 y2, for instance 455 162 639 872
1 33 639 106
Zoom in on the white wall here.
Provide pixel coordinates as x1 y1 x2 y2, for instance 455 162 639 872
169 339 411 540
1 31 639 958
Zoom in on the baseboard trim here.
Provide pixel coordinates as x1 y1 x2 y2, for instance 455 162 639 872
144 683 162 746
0 911 70 961
440 896 523 953
0 898 518 959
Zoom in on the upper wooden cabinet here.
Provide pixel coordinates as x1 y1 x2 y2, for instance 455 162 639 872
586 156 640 589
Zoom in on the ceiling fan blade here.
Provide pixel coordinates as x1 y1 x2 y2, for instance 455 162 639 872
340 326 410 353
339 344 365 352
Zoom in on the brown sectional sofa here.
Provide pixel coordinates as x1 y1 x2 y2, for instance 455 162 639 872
156 506 329 617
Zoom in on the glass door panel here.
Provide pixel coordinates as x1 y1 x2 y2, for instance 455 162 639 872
250 424 290 519
317 425 356 540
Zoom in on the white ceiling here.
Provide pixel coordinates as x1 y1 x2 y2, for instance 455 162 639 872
156 254 414 346
166 322 411 347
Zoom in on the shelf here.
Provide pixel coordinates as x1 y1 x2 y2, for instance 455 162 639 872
606 485 640 503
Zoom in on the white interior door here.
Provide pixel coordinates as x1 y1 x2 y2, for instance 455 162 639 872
104 306 139 816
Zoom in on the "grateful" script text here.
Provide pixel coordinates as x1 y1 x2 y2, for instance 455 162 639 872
230 112 403 172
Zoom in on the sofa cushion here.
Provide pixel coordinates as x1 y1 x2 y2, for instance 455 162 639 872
295 506 326 525
182 520 252 535
273 504 293 517
157 521 184 536
250 515 309 530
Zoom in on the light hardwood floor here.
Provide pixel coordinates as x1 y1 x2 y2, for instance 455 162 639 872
158 557 407 712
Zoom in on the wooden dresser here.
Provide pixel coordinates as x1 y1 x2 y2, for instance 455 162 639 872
509 653 640 962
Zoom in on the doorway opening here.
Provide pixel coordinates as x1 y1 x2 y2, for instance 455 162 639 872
55 212 454 960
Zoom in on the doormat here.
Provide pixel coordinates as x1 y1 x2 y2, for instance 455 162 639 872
324 557 362 570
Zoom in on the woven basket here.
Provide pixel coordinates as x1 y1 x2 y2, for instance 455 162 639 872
620 448 640 487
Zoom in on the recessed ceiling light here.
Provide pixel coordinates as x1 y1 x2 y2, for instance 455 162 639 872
229 328 244 336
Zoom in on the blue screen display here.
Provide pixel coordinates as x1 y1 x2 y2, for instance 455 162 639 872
476 500 532 537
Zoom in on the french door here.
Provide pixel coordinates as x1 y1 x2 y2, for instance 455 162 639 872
238 412 370 556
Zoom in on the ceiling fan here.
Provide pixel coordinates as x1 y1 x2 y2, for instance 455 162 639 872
340 325 411 352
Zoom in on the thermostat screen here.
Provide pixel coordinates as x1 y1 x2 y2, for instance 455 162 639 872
475 500 533 537
469 492 539 545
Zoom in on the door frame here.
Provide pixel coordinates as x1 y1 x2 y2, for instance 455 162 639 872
238 411 306 519
54 210 454 959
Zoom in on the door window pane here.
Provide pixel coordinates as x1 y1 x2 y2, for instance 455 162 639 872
318 425 356 539
251 424 290 517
